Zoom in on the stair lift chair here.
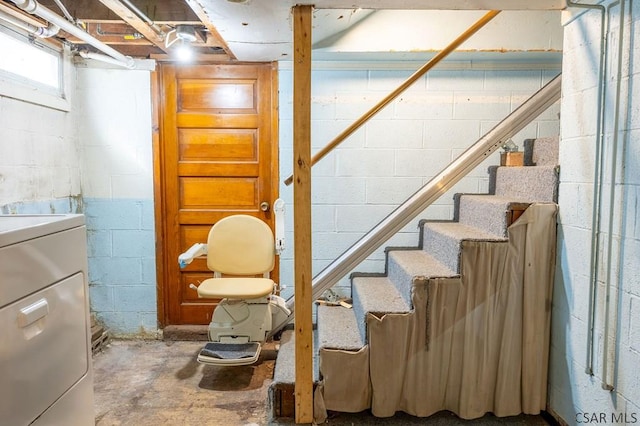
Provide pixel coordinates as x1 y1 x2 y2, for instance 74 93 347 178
178 203 290 366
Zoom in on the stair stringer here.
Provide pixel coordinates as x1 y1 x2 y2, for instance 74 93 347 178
316 203 557 420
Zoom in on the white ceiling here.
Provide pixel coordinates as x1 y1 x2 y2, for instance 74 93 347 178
197 0 567 62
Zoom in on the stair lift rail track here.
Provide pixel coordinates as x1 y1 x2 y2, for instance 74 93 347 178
274 73 562 333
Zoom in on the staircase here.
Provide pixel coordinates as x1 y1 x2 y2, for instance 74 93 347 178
270 136 560 422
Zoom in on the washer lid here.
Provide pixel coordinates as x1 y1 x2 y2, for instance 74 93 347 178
0 215 85 247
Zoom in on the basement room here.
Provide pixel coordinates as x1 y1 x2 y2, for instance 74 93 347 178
0 0 638 425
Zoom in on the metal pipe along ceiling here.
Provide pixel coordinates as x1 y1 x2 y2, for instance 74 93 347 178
9 0 136 69
119 0 164 38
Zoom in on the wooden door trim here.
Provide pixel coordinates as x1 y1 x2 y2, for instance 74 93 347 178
151 68 167 326
152 62 280 328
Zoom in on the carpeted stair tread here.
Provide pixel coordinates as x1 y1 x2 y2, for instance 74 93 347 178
353 276 410 314
524 136 559 166
272 330 319 385
422 221 506 273
387 250 457 305
494 165 559 203
423 221 505 241
317 305 363 351
352 276 410 341
458 194 530 237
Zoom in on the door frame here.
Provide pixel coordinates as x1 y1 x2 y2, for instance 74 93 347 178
151 62 280 328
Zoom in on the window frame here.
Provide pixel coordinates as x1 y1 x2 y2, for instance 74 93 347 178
0 24 71 111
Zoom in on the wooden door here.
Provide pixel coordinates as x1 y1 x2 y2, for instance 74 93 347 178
154 63 279 326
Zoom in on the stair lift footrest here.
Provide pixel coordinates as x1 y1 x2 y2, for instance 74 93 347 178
197 342 261 366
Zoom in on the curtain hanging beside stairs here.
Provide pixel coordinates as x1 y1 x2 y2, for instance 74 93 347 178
315 203 557 421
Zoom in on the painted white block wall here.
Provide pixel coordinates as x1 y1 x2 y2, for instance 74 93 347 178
75 65 157 336
0 60 80 212
550 2 640 424
316 10 563 57
277 63 561 298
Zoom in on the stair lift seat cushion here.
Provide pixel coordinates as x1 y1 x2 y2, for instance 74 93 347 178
207 215 275 275
199 214 276 300
197 277 274 299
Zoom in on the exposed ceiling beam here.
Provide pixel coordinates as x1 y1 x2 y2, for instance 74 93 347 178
285 0 566 9
79 19 201 25
150 52 230 62
38 0 200 21
184 0 235 60
97 0 169 54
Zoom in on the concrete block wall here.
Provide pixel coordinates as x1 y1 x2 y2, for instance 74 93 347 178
1 62 156 337
76 66 157 336
0 64 81 211
277 64 561 298
550 2 640 424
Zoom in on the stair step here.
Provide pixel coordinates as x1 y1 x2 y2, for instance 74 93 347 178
317 305 363 351
387 249 456 305
523 136 559 166
458 195 530 237
422 222 506 273
272 330 319 386
352 276 410 342
494 165 559 203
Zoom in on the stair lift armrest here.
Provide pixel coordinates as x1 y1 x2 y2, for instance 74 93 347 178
274 198 285 255
178 243 208 268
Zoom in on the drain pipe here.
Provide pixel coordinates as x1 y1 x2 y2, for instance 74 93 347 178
565 0 608 379
601 0 626 392
567 0 627 390
78 50 133 68
9 0 135 69
0 8 59 37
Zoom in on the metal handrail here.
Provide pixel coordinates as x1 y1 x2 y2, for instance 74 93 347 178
283 9 501 186
275 73 562 328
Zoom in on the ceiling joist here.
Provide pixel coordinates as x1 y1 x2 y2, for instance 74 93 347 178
184 0 234 60
97 0 169 54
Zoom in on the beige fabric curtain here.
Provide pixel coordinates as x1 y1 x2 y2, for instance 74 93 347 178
316 203 557 420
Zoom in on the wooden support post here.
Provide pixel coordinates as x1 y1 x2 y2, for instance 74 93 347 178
292 4 314 424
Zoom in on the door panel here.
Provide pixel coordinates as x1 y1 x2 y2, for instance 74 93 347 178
156 63 279 326
178 79 257 110
179 177 259 209
178 129 257 161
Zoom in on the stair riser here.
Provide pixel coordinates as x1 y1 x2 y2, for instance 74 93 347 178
351 276 411 344
494 166 559 203
386 253 417 306
351 282 368 343
421 224 462 273
523 136 559 166
458 198 510 237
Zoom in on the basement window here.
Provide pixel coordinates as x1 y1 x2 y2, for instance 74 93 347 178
0 25 70 111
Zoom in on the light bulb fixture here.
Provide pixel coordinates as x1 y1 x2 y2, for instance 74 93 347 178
165 25 197 62
175 25 197 43
175 40 193 61
165 25 197 48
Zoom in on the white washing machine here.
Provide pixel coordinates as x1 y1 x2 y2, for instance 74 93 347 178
0 214 94 425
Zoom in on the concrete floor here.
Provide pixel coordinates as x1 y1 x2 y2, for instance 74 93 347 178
93 340 553 426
